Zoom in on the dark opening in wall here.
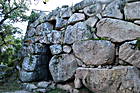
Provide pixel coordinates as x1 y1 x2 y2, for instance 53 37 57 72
37 44 53 81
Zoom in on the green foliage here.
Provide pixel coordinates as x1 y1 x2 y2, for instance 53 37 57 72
29 11 40 23
0 0 30 66
0 37 22 66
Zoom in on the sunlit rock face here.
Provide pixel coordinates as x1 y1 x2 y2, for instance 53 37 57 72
20 0 140 92
75 66 140 93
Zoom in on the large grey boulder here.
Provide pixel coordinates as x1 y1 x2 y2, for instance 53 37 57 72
96 18 140 42
102 0 124 19
20 54 52 82
49 54 79 82
68 13 85 24
36 22 53 35
124 2 140 20
119 43 140 68
64 22 92 44
19 70 38 82
22 55 50 71
20 65 51 82
72 40 115 66
75 66 140 93
47 30 63 44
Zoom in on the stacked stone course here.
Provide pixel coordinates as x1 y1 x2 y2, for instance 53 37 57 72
20 0 140 93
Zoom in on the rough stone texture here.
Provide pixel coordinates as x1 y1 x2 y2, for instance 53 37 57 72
49 54 78 82
34 43 49 54
57 84 79 93
60 7 73 18
20 54 52 82
47 30 63 44
25 84 37 92
75 66 140 93
96 18 140 42
44 8 61 22
20 70 38 82
36 22 53 35
84 17 98 27
20 0 140 93
73 40 115 66
50 44 62 55
64 22 92 44
124 2 140 20
68 13 85 24
119 43 140 68
83 4 102 17
63 45 72 53
55 17 67 29
35 89 47 93
26 28 36 37
102 0 124 19
37 81 51 88
22 55 50 71
21 43 49 56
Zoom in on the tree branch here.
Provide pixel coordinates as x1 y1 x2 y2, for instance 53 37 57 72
0 6 19 25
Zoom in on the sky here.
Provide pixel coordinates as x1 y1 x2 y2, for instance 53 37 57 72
14 0 82 37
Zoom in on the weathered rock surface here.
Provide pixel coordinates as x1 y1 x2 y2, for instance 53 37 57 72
75 66 140 93
25 83 37 92
96 18 140 42
20 70 38 82
64 22 92 44
20 0 140 93
36 22 53 35
119 43 140 68
124 2 140 20
102 0 124 19
22 55 50 71
68 13 85 24
26 28 36 37
63 45 72 53
55 17 67 29
21 43 49 56
72 40 115 66
47 30 63 44
37 81 51 88
49 54 78 82
44 8 60 22
84 17 98 27
83 4 102 17
50 44 62 55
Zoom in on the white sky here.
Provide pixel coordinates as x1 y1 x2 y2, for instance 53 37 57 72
14 0 82 37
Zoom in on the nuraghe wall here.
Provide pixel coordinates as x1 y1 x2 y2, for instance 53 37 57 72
20 0 140 92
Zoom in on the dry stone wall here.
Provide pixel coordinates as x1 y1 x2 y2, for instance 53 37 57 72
20 0 140 93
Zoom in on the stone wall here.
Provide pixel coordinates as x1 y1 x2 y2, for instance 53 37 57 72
20 0 140 93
